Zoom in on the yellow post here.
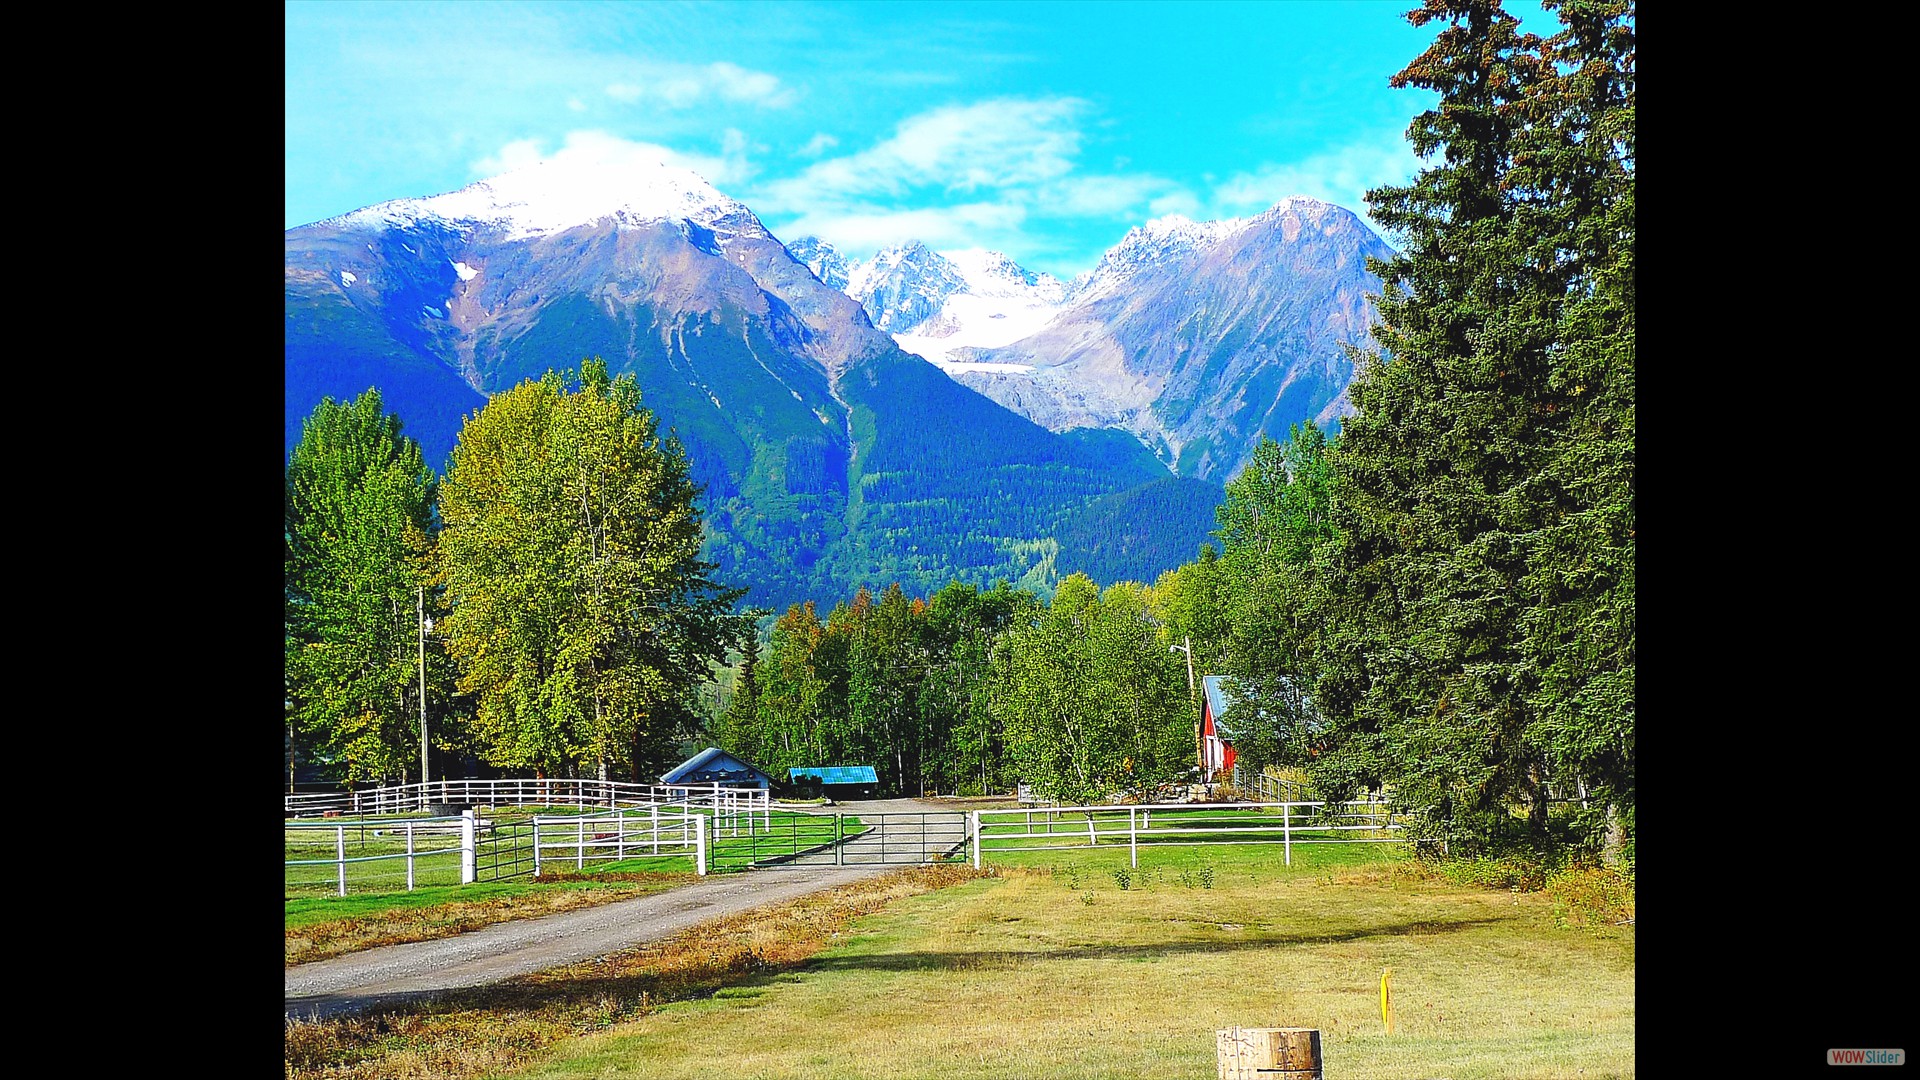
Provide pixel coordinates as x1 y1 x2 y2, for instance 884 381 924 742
1380 968 1394 1035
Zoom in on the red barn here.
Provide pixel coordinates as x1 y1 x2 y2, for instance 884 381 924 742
1199 675 1238 782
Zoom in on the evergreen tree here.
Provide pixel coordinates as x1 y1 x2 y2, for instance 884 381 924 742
714 636 764 765
1313 0 1633 855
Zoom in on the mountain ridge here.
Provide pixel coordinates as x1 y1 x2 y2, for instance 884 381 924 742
788 195 1392 480
285 149 1222 610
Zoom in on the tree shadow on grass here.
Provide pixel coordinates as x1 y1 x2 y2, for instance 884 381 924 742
286 915 1500 1026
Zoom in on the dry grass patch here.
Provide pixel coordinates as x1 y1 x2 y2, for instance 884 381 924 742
501 858 1632 1080
283 864 988 1080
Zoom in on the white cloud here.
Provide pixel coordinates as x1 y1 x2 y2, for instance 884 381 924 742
603 61 794 110
758 98 1089 211
475 138 548 176
748 97 1194 272
1148 190 1202 218
1211 136 1422 224
775 203 1030 259
707 62 790 105
567 97 587 113
471 130 754 189
798 132 838 158
1039 175 1188 218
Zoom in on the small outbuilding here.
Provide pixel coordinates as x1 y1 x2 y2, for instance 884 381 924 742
1199 674 1327 785
1200 676 1240 783
661 747 776 790
788 765 879 800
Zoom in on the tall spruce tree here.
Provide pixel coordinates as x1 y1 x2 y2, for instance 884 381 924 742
1313 0 1633 855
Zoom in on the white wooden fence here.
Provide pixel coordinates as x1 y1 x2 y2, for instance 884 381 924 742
285 812 477 897
284 778 769 833
286 807 713 896
970 800 1405 869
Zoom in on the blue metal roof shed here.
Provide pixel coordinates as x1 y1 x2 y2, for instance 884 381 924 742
660 747 775 789
788 766 880 798
789 766 879 785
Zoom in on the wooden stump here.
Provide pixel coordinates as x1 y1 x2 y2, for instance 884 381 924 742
1216 1027 1322 1079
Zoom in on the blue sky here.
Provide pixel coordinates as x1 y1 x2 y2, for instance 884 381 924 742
286 1 1550 280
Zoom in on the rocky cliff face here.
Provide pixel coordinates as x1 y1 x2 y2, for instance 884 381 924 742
796 198 1392 482
956 198 1392 479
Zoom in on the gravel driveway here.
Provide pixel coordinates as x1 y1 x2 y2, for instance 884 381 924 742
285 798 965 1021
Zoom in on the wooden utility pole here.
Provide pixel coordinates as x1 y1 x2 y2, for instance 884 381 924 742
418 585 430 786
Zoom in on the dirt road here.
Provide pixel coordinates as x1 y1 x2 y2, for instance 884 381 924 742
285 798 965 1021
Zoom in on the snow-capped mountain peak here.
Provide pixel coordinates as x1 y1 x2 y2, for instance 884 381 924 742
326 142 759 242
785 236 850 290
1071 212 1254 300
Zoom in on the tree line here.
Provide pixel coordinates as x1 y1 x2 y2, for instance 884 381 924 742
285 360 754 787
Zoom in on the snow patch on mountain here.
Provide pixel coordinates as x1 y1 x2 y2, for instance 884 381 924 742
824 241 1069 369
451 261 479 281
327 146 760 243
1070 213 1247 301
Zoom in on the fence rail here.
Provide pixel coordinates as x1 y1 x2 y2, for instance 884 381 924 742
289 806 716 895
284 778 770 828
286 814 474 897
1236 769 1315 804
526 806 708 877
971 800 1404 869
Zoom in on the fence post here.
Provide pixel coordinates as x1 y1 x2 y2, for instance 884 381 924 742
651 804 660 855
1130 806 1138 869
972 811 981 869
577 818 586 870
696 814 708 876
532 818 542 878
1283 803 1291 867
836 812 844 866
461 809 477 884
336 824 347 897
618 808 627 861
406 821 416 891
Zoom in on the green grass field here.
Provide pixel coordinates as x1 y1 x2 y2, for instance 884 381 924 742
286 806 841 897
495 843 1633 1080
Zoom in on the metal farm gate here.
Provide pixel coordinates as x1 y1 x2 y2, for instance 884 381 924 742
709 810 970 872
473 820 537 881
